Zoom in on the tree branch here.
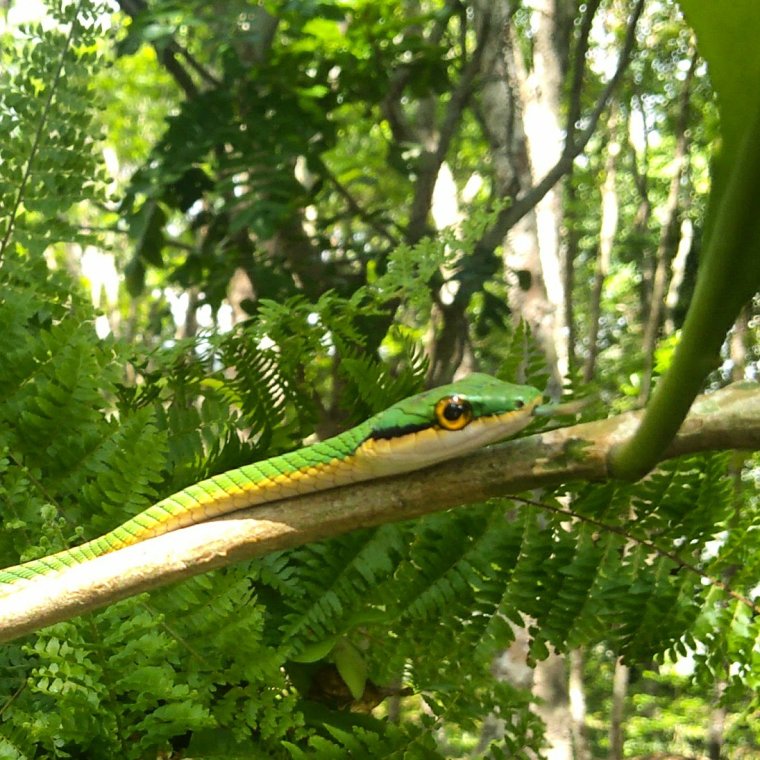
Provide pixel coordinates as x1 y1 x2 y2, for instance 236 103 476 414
565 0 603 141
381 0 461 145
406 15 490 242
1 382 758 643
117 0 202 97
480 0 645 251
320 162 401 246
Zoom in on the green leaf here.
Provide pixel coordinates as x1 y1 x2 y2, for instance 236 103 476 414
331 640 367 701
290 637 337 664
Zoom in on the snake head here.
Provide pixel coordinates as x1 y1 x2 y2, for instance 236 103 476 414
360 374 542 474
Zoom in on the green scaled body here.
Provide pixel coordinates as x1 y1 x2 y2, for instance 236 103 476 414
0 374 541 586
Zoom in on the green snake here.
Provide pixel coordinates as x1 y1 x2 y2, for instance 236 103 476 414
0 374 541 586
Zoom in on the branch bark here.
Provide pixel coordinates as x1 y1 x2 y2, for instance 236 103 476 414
1 383 758 643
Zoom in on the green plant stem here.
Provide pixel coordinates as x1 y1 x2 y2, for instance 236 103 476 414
609 98 760 480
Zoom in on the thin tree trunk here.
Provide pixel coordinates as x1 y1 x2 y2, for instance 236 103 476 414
663 216 695 335
639 47 698 402
608 658 629 760
180 287 199 339
532 651 573 760
568 648 591 760
584 108 620 382
513 0 571 385
730 305 749 382
707 684 727 760
227 267 256 327
563 0 601 376
564 178 579 375
628 114 653 318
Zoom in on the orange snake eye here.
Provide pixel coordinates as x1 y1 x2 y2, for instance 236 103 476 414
434 395 473 431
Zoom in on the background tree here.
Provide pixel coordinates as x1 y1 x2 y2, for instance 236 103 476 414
0 0 758 758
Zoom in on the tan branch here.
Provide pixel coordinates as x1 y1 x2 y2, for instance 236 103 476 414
1 383 758 643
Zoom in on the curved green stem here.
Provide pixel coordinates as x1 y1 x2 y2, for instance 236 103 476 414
609 98 760 479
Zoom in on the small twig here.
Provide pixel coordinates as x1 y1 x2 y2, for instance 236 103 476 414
0 680 28 719
512 495 760 615
141 600 212 663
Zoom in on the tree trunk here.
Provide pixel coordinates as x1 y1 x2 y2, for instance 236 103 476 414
425 163 473 385
532 651 573 760
568 648 591 760
512 0 572 386
474 0 558 383
584 108 620 383
729 305 750 382
663 216 695 335
707 689 727 760
609 658 629 760
564 178 579 375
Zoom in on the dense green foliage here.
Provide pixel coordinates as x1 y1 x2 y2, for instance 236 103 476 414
0 0 758 758
2 253 756 757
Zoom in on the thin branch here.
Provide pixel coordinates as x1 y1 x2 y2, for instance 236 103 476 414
0 681 27 720
0 0 85 262
0 382 758 642
321 164 401 246
481 0 645 250
117 0 200 99
513 495 760 615
565 0 603 141
381 0 461 144
171 40 222 88
406 14 491 242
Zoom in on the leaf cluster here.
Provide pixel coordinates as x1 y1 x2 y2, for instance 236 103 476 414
0 5 109 259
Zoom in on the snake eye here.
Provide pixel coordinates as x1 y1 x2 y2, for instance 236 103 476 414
514 399 525 409
434 395 473 431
